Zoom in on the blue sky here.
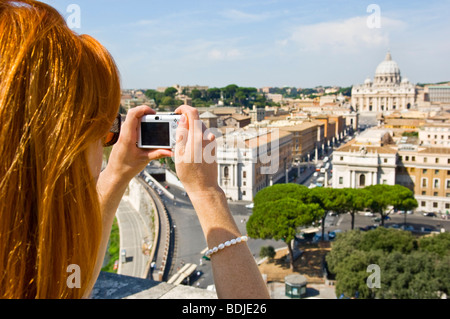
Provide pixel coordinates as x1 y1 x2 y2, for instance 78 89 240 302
41 0 450 90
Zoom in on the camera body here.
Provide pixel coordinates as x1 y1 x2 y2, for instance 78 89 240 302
138 113 181 149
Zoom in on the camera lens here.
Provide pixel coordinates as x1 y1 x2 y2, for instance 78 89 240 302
155 116 160 120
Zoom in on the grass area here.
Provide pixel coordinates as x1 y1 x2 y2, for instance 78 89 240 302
101 218 120 273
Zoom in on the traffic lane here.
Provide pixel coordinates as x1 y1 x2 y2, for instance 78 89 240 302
161 192 215 289
325 212 450 233
117 199 150 278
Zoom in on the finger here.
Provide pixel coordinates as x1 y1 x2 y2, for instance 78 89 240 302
145 149 173 161
123 105 155 131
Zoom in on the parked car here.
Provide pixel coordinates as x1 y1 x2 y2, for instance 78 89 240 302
359 225 378 232
423 212 437 217
328 229 342 240
401 225 414 232
246 203 254 209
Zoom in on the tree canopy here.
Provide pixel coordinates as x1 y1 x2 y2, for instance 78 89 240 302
326 228 450 299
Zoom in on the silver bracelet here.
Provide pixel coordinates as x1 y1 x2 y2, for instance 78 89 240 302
205 236 248 258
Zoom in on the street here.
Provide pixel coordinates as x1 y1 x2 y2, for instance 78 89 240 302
136 154 449 291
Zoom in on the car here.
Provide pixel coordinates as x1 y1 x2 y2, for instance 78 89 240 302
364 211 375 217
359 225 378 232
328 229 342 240
373 216 391 222
246 203 254 209
423 212 437 217
401 225 414 231
313 172 319 177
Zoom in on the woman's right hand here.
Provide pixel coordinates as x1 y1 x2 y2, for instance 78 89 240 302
173 105 219 194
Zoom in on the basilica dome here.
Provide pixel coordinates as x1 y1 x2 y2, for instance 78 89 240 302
375 51 400 76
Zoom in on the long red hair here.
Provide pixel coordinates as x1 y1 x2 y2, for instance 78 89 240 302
0 0 121 298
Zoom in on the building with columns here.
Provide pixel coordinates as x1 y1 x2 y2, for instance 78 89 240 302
332 129 398 189
216 128 292 201
351 51 416 113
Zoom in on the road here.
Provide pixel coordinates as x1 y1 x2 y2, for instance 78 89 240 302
116 198 150 278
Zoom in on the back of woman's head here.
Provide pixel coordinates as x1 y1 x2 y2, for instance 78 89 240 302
0 0 121 298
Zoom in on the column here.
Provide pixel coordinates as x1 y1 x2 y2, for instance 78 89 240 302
350 170 354 188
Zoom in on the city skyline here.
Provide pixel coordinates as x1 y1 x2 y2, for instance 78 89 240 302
42 0 450 90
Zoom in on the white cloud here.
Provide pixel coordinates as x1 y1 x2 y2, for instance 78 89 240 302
287 16 407 53
221 9 270 23
207 48 242 61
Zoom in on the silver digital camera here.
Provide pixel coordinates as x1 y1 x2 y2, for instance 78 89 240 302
138 114 181 149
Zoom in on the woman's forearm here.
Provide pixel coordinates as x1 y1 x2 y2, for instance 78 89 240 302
188 187 270 299
86 166 130 297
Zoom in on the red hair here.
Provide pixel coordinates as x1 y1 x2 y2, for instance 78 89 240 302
0 0 121 298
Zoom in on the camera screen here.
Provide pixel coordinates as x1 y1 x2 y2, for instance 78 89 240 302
141 122 170 147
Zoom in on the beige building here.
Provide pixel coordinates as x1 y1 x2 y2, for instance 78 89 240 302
396 144 450 214
216 128 293 201
419 122 450 147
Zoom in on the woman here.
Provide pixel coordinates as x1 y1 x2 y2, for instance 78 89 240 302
0 0 269 299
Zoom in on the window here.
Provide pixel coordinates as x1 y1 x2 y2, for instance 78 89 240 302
422 191 426 195
433 178 440 189
435 158 439 164
340 156 344 161
447 180 450 189
412 156 416 162
434 192 438 196
359 174 366 187
422 178 428 187
243 171 247 179
339 177 343 185
424 157 428 163
433 202 438 208
421 201 426 207
384 158 388 163
224 166 229 178
423 169 428 174
435 170 440 175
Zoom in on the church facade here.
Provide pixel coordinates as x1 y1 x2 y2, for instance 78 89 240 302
351 52 416 113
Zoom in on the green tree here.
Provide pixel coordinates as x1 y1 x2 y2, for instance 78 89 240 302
327 228 449 299
365 185 417 226
259 246 276 260
191 89 202 100
247 195 322 270
307 187 342 240
335 188 368 230
207 88 221 100
164 87 178 98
